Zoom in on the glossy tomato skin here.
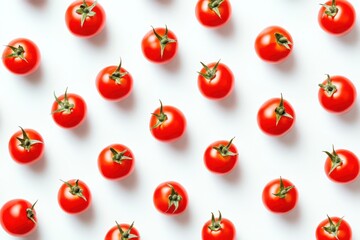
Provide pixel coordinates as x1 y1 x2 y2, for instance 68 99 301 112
316 216 352 240
255 26 293 63
58 179 92 214
201 213 236 240
141 27 178 64
105 223 140 240
318 75 356 114
198 62 234 100
318 0 356 36
204 139 238 174
2 38 40 75
8 128 44 164
98 144 135 180
0 199 37 237
153 181 188 215
195 0 232 28
262 178 298 214
65 0 106 38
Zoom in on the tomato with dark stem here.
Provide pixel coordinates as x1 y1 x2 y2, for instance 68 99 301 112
58 179 91 214
195 0 232 28
153 181 188 215
65 0 106 38
316 216 352 240
105 221 140 240
8 127 44 164
0 199 37 237
2 38 40 75
202 211 236 240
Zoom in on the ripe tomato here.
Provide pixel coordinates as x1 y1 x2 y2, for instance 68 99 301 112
65 0 106 38
195 0 232 28
316 216 352 240
318 0 356 36
255 26 293 63
58 179 91 214
141 25 178 64
204 137 238 174
98 144 135 180
257 94 295 136
198 60 234 100
323 145 360 184
96 59 133 101
153 181 188 215
105 221 140 240
2 38 40 75
8 127 44 164
149 100 186 142
51 88 87 129
202 211 236 240
0 199 37 237
262 177 298 214
318 75 356 114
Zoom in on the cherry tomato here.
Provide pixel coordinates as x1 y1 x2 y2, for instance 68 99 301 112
98 144 135 180
8 127 44 164
202 211 236 240
198 60 234 100
195 0 232 28
105 221 140 240
96 59 133 101
318 75 356 114
318 0 356 36
58 179 91 214
0 199 37 237
255 26 293 63
2 38 40 75
65 0 106 38
262 177 298 214
51 88 87 129
149 100 186 142
257 94 295 136
323 145 360 184
141 25 178 64
153 181 188 215
204 137 238 174
316 216 352 240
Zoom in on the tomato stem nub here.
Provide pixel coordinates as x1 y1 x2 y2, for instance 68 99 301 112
110 58 128 84
151 100 168 129
275 93 293 126
323 215 343 240
151 25 176 59
61 179 87 201
274 33 292 50
198 59 221 81
323 145 343 175
273 177 294 199
208 211 223 231
5 45 28 62
110 148 132 164
26 200 38 224
320 0 338 17
166 184 182 213
319 74 337 97
115 221 139 240
76 0 97 27
16 126 42 151
52 88 75 115
212 137 238 157
208 0 225 18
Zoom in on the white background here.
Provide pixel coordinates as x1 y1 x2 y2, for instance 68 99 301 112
1 0 360 239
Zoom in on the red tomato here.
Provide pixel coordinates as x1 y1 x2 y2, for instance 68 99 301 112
2 38 40 75
65 0 106 38
204 137 238 174
255 26 293 63
257 94 295 136
149 100 186 142
262 177 298 214
96 59 133 101
98 144 135 180
318 0 356 36
316 216 352 240
153 181 188 215
8 127 44 164
141 26 178 64
58 179 91 214
323 145 360 184
51 88 87 129
105 221 140 240
202 211 236 240
0 199 37 237
198 60 234 100
318 75 356 114
195 0 232 28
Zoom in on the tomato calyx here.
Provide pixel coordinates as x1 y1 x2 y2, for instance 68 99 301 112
61 179 87 201
110 58 128 84
274 33 292 50
208 0 225 18
321 0 338 17
323 215 343 240
208 211 223 231
4 44 28 62
76 0 97 27
52 88 74 114
275 94 293 126
115 221 138 240
323 145 343 175
17 126 42 151
26 200 38 224
110 148 132 164
273 177 294 199
166 184 183 213
319 74 337 97
198 59 220 81
213 137 238 157
151 100 168 129
151 25 177 58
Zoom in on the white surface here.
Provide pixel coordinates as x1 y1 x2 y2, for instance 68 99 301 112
1 0 360 239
